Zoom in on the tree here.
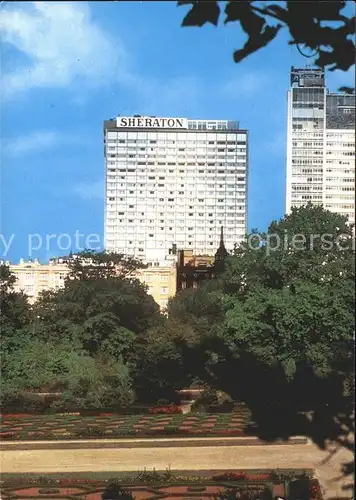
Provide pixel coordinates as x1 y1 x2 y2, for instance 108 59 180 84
178 0 355 91
65 250 147 281
0 264 30 336
1 252 160 410
168 279 225 337
226 203 355 294
131 318 199 402
171 205 354 490
0 265 31 372
33 252 162 357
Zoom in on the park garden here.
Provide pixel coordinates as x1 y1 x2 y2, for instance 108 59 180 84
1 206 354 499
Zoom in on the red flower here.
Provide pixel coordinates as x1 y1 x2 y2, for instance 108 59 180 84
1 414 29 419
148 405 182 414
310 482 322 499
0 432 17 439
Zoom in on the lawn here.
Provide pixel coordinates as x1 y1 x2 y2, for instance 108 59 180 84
0 411 251 440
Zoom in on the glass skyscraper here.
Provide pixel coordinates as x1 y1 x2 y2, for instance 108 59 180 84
286 67 355 224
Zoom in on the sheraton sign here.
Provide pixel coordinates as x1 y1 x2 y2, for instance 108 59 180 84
117 116 188 129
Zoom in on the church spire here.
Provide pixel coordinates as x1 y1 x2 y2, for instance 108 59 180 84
219 226 225 247
214 226 229 272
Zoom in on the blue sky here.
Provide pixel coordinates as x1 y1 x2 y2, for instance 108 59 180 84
1 1 354 263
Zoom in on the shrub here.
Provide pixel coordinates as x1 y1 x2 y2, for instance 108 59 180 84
269 470 295 483
187 486 206 492
135 467 174 483
24 394 54 413
289 476 314 500
213 489 269 500
0 391 53 414
190 387 218 413
1 345 135 414
31 477 58 485
112 429 137 437
75 426 105 438
212 472 247 481
102 484 134 499
160 426 179 435
51 370 134 412
209 401 236 413
190 388 240 414
156 398 171 406
310 480 323 500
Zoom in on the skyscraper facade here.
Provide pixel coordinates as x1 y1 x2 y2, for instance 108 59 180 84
286 67 355 224
104 116 248 263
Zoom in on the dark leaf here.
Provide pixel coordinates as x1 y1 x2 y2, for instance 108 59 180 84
181 1 220 27
309 0 347 21
340 16 356 36
338 86 355 94
233 25 281 63
315 39 355 71
225 1 265 36
286 2 320 46
266 4 289 22
179 0 355 73
225 0 252 23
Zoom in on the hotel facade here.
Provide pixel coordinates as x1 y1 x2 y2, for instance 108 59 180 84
286 67 355 224
104 116 248 263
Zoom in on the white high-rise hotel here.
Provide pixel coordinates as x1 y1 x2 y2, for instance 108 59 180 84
104 116 248 262
286 67 355 224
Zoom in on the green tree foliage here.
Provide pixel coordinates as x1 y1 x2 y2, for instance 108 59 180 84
0 265 32 378
1 252 160 409
65 250 146 281
168 279 225 337
131 281 229 403
53 353 134 410
1 340 134 410
178 0 355 91
33 252 161 356
0 264 30 337
170 205 354 485
131 319 199 403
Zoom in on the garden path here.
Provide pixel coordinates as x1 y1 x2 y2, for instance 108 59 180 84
0 438 353 499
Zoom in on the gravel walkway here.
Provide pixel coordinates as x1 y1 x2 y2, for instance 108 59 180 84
1 439 353 499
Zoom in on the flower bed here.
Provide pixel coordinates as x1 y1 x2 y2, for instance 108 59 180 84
0 405 182 418
148 405 182 414
212 472 249 481
0 414 29 419
0 469 321 499
0 411 251 441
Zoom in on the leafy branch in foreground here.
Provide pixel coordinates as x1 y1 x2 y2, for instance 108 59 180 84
178 0 355 89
